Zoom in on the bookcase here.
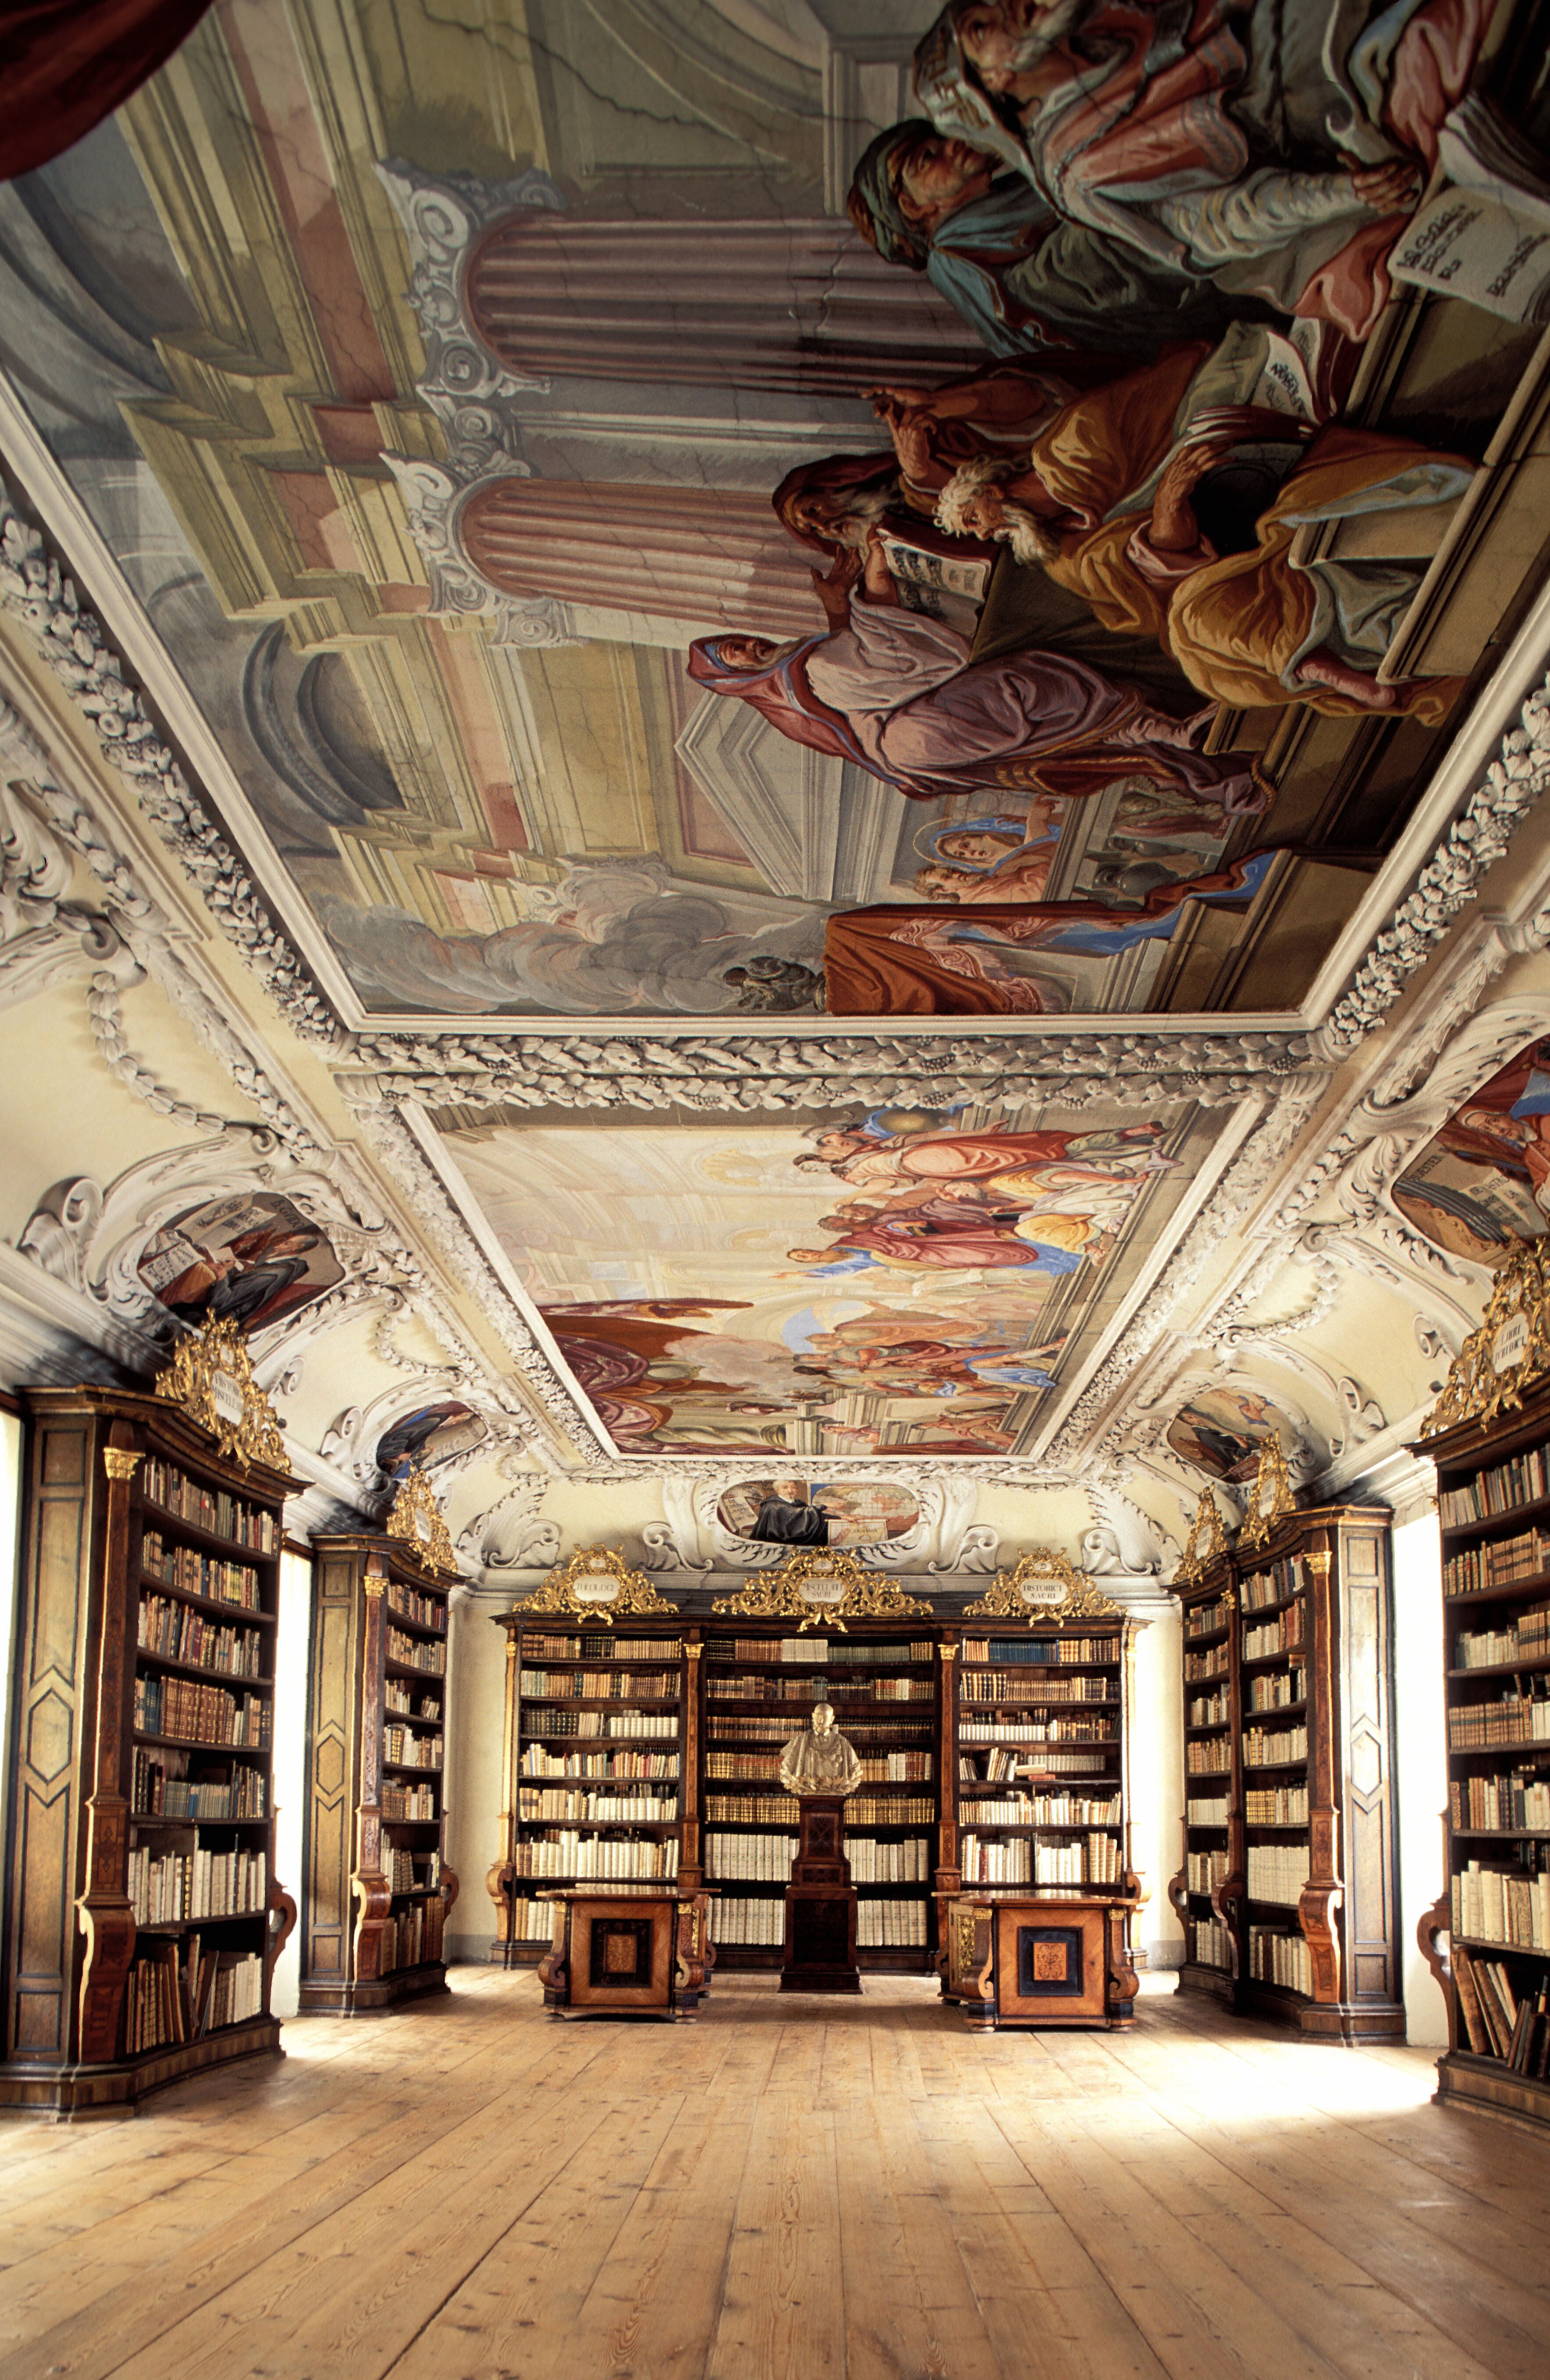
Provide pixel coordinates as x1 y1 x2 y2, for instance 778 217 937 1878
956 1622 1130 1902
1 1369 296 2114
1170 1548 1239 2002
300 1531 458 2013
1414 1359 1550 2132
1168 1500 1403 2040
488 1546 691 1964
703 1626 939 1969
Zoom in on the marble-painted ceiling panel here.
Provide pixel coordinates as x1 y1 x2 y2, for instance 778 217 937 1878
0 0 1546 1028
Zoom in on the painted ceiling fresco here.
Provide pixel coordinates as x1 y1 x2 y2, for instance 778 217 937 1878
1397 1032 1550 1264
3 0 1550 1025
439 1097 1237 1455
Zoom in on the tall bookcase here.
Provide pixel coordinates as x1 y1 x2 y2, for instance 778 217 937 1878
1170 1548 1239 2000
1415 1358 1550 2133
487 1548 691 1963
1 1366 296 2115
301 1528 458 2013
703 1625 939 1968
957 1623 1131 1897
1168 1500 1403 2040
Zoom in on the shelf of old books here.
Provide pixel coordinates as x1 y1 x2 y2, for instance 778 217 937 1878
1415 1360 1550 2130
300 1510 458 2015
1 1353 297 2114
503 1625 688 1964
1168 1491 1401 2040
703 1627 939 1969
956 1620 1129 1907
1172 1546 1240 2006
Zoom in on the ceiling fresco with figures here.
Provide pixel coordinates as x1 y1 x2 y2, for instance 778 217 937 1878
4 0 1550 1567
2 0 1549 1032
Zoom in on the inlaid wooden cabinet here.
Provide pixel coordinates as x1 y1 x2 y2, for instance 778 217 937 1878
301 1534 458 2013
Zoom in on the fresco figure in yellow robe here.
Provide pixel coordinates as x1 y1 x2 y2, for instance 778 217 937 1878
918 330 1475 718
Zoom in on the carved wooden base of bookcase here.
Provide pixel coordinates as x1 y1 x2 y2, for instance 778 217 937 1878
1435 2048 1550 2137
1175 1961 1236 2005
0 2016 282 2119
1239 1979 1406 2042
297 1961 448 2017
489 1941 546 1968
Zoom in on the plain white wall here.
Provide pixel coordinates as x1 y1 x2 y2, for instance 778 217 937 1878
269 1544 313 2018
1391 1507 1450 2045
1131 1606 1186 1968
444 1591 510 1961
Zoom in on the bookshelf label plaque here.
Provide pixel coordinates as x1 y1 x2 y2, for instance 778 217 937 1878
1492 1312 1530 1373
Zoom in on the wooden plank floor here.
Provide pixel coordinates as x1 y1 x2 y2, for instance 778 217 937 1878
1 1971 1548 2380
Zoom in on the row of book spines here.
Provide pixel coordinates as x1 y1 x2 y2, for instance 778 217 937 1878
959 1792 1123 1825
1440 1445 1550 1529
382 1785 437 1820
382 1727 442 1769
140 1460 277 1552
125 1943 262 2054
1452 1773 1550 1830
512 1839 678 1878
387 1588 445 1632
519 1753 678 1780
960 1638 1119 1665
703 1795 935 1824
710 1679 934 1701
1449 1695 1550 1748
523 1636 682 1661
141 1536 262 1610
1245 1847 1309 1904
709 1716 930 1743
1453 1948 1550 2072
132 1747 266 1819
1248 1926 1313 1994
858 1902 929 1947
387 1628 445 1673
959 1677 1112 1711
1239 1560 1306 1612
128 1846 266 1924
1445 1534 1550 1595
133 1675 270 1748
519 1792 678 1821
1241 1609 1305 1659
524 1711 678 1738
138 1595 265 1679
378 1901 445 1971
387 1849 441 1891
519 1670 679 1699
1186 1794 1310 1822
1189 1917 1232 1969
1452 1609 1550 1665
704 1754 933 1780
960 1836 1121 1885
720 1640 935 1665
1185 1599 1232 1640
384 1686 441 1720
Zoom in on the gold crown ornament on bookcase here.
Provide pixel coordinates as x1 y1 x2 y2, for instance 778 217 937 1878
385 1461 460 1578
711 1546 929 1632
519 1542 677 1625
1174 1489 1229 1587
962 1546 1122 1624
1238 1434 1296 1552
1422 1233 1550 1435
153 1312 286 1471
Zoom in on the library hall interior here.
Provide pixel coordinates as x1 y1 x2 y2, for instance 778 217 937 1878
12 3 1550 2377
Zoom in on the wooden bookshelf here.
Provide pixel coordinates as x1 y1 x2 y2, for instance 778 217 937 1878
956 1623 1132 1916
703 1626 940 1971
1 1381 296 2115
1168 1552 1240 2003
300 1533 458 2014
1415 1370 1550 2132
489 1614 690 1963
1168 1502 1403 2040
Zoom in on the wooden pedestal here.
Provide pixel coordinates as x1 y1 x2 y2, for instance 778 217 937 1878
780 1797 860 1995
536 1889 713 2020
940 1891 1139 2031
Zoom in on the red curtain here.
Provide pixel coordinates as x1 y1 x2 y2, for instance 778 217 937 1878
0 0 213 179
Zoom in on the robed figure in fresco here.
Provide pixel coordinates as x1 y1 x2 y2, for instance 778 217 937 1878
860 0 1507 349
687 535 1266 815
750 1484 832 1546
